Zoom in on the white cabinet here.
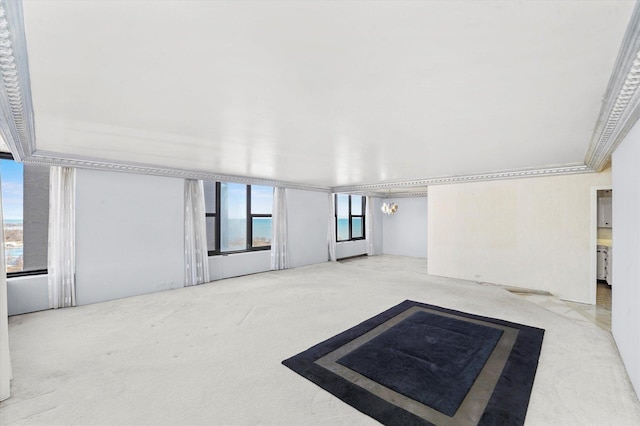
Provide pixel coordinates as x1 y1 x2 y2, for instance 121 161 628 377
607 248 613 285
597 245 612 285
597 247 607 280
598 197 612 228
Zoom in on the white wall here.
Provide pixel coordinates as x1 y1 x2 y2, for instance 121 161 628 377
428 171 611 302
612 120 640 397
75 169 185 305
287 189 330 268
75 168 276 303
208 251 271 280
336 240 367 259
382 197 427 258
7 275 48 316
9 176 335 314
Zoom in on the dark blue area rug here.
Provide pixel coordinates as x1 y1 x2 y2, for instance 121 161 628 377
282 300 544 426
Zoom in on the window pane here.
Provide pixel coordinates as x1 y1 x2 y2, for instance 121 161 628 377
336 194 349 241
351 195 363 215
203 181 216 213
0 159 23 273
220 183 247 252
352 217 363 238
336 194 349 218
251 185 273 214
205 216 216 252
252 217 272 247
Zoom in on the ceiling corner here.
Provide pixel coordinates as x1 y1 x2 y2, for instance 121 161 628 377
586 2 640 171
0 0 35 161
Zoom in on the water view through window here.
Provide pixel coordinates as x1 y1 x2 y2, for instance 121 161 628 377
220 183 274 251
0 159 23 273
251 185 273 247
335 194 365 241
336 194 349 240
220 183 247 252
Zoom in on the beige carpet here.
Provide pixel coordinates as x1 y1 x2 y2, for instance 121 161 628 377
1 255 639 425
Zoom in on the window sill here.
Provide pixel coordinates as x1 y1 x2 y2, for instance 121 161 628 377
7 269 48 278
208 247 271 257
336 239 366 244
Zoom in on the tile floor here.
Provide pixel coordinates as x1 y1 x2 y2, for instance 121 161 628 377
514 282 612 332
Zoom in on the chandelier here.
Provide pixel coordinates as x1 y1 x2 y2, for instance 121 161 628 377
381 202 398 215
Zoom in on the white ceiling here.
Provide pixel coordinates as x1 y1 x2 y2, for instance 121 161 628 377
15 0 637 190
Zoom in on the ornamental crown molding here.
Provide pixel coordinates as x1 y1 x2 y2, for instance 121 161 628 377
0 0 34 161
0 1 621 194
382 192 429 199
331 163 592 194
585 2 640 171
330 190 429 198
0 1 329 193
25 150 331 193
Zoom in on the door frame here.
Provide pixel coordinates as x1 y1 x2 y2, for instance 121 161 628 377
590 185 612 305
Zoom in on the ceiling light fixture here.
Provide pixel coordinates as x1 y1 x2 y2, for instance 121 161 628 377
381 201 398 215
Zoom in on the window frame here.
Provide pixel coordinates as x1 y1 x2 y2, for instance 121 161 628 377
206 182 273 256
0 152 48 278
335 194 366 242
205 182 221 256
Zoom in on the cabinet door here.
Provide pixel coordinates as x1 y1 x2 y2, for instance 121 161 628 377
597 249 606 280
606 248 612 286
598 197 613 228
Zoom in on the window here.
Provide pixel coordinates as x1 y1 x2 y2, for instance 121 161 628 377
0 153 49 276
205 182 273 255
203 181 217 254
221 182 247 252
335 194 365 242
250 185 273 248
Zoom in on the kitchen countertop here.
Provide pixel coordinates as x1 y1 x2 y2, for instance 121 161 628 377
597 238 612 247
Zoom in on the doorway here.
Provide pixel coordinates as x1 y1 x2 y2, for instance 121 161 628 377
585 186 613 330
595 189 613 310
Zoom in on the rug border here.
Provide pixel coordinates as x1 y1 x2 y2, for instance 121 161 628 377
282 300 545 426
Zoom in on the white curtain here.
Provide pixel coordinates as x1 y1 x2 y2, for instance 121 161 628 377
365 195 375 256
271 187 288 270
48 167 76 309
184 179 210 286
0 171 11 401
328 193 337 261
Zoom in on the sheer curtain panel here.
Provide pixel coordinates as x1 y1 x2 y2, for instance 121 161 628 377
184 179 210 286
0 172 11 401
271 187 288 270
48 166 76 309
328 193 337 261
366 196 375 256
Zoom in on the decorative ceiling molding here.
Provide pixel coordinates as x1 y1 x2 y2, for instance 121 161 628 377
335 190 429 199
331 163 593 194
0 0 34 161
26 150 331 193
382 192 429 199
0 1 608 195
585 2 640 171
0 0 319 193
